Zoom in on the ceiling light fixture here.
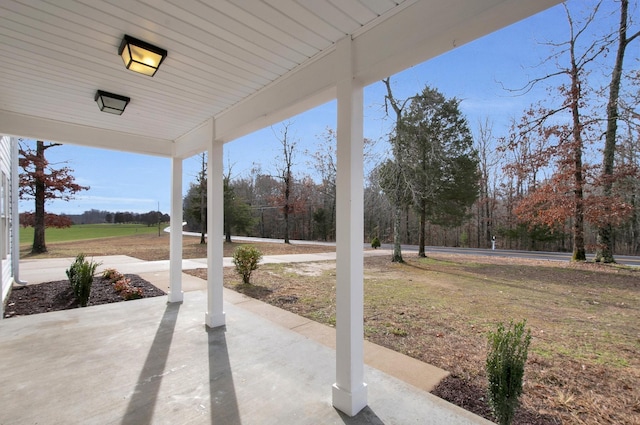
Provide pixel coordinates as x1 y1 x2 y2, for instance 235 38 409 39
118 35 167 77
95 90 130 115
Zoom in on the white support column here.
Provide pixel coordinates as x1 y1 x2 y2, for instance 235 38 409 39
332 36 367 417
168 157 184 303
205 119 225 328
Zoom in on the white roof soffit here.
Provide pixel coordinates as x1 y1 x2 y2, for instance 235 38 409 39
0 0 561 158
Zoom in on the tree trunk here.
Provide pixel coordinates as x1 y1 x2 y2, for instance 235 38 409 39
199 185 206 244
595 0 636 263
572 144 586 261
32 141 47 253
485 188 492 248
284 178 291 244
225 221 232 243
405 207 410 244
200 154 206 244
392 161 404 263
392 204 403 262
418 200 426 257
570 64 586 262
559 17 587 262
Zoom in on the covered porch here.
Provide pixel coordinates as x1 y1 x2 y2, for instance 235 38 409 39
0 0 561 418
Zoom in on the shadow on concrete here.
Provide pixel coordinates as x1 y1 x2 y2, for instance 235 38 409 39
121 302 181 425
338 406 386 424
207 326 242 424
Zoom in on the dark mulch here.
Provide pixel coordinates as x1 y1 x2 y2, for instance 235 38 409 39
433 376 562 424
432 376 494 420
3 274 166 318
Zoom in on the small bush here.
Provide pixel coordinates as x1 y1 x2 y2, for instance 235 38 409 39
102 268 123 281
66 254 100 307
371 236 381 249
111 275 143 300
120 286 143 300
65 253 83 284
233 245 263 284
113 277 131 293
486 320 532 425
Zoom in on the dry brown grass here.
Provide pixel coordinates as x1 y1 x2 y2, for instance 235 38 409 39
20 233 335 260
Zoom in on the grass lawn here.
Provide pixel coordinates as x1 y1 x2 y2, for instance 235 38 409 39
19 224 164 246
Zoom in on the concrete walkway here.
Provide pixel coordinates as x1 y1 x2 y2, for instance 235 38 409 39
0 254 493 424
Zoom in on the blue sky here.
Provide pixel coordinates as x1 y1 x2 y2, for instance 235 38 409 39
19 0 625 216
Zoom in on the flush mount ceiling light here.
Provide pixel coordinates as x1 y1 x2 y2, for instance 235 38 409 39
118 35 167 77
95 90 130 115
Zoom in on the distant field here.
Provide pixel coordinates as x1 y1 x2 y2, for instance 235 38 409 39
19 223 164 245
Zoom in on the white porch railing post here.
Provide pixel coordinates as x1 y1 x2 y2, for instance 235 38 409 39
168 156 183 303
205 119 225 328
332 36 367 417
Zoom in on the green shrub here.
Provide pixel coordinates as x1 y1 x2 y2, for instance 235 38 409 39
233 245 263 284
66 253 86 292
371 236 381 249
486 320 532 425
66 254 100 307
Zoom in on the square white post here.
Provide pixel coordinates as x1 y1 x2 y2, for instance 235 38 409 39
205 121 225 328
332 36 367 417
168 157 183 303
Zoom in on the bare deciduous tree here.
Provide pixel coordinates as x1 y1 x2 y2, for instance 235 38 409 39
273 122 297 244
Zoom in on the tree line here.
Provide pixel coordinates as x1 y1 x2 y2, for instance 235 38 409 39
65 209 169 226
19 209 169 227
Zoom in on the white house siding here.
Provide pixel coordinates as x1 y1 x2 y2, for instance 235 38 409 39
0 135 14 318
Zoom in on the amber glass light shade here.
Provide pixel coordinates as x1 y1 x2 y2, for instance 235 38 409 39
118 35 167 77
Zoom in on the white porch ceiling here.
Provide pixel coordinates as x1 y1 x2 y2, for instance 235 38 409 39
0 0 561 158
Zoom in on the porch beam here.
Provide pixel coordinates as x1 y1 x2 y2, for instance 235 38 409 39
0 110 173 157
332 36 367 417
168 157 184 303
205 119 225 328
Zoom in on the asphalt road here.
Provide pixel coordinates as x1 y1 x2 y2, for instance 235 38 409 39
231 236 640 267
385 244 640 267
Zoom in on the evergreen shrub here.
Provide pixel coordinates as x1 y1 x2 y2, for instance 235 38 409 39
486 320 531 425
66 254 100 307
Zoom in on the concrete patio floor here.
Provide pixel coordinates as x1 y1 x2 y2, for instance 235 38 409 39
0 256 493 424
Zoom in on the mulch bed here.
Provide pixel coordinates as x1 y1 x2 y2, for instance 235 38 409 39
3 274 166 318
